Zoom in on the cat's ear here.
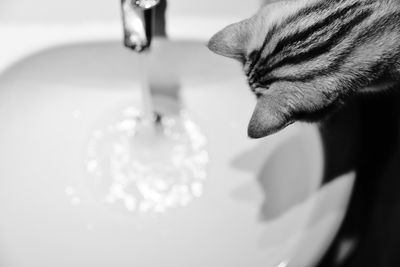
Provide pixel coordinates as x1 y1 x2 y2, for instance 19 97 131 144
207 19 253 62
247 94 294 138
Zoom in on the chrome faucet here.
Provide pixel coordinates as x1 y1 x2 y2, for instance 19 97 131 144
120 0 166 52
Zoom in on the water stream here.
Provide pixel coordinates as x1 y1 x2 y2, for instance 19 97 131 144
84 46 209 214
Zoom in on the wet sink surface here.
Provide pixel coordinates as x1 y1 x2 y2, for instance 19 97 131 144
0 40 352 267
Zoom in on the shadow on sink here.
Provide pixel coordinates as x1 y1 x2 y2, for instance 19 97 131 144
230 127 322 222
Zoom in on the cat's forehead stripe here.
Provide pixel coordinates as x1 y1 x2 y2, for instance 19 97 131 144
264 1 363 66
245 23 278 76
246 0 341 76
247 0 376 87
254 8 373 82
254 10 372 88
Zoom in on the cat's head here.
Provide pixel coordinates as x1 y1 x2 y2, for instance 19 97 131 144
208 2 299 138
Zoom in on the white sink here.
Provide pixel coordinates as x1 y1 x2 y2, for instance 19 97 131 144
0 39 354 267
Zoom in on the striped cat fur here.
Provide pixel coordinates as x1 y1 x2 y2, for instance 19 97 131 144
208 0 400 138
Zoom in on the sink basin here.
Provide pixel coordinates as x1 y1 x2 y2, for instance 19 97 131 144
0 39 354 267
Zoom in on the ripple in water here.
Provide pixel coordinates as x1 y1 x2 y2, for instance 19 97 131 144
86 106 208 214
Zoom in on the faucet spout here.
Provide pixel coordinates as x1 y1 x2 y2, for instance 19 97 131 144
121 0 161 52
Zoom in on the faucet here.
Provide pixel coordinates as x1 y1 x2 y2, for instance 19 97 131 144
120 0 167 52
120 0 178 121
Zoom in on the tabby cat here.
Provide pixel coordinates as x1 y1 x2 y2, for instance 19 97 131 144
208 0 400 138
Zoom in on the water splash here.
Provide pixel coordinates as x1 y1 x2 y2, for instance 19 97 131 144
86 106 208 214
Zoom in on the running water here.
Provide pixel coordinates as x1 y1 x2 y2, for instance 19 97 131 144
138 52 157 132
84 43 209 214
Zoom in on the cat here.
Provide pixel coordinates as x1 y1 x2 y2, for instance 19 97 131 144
208 0 400 138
